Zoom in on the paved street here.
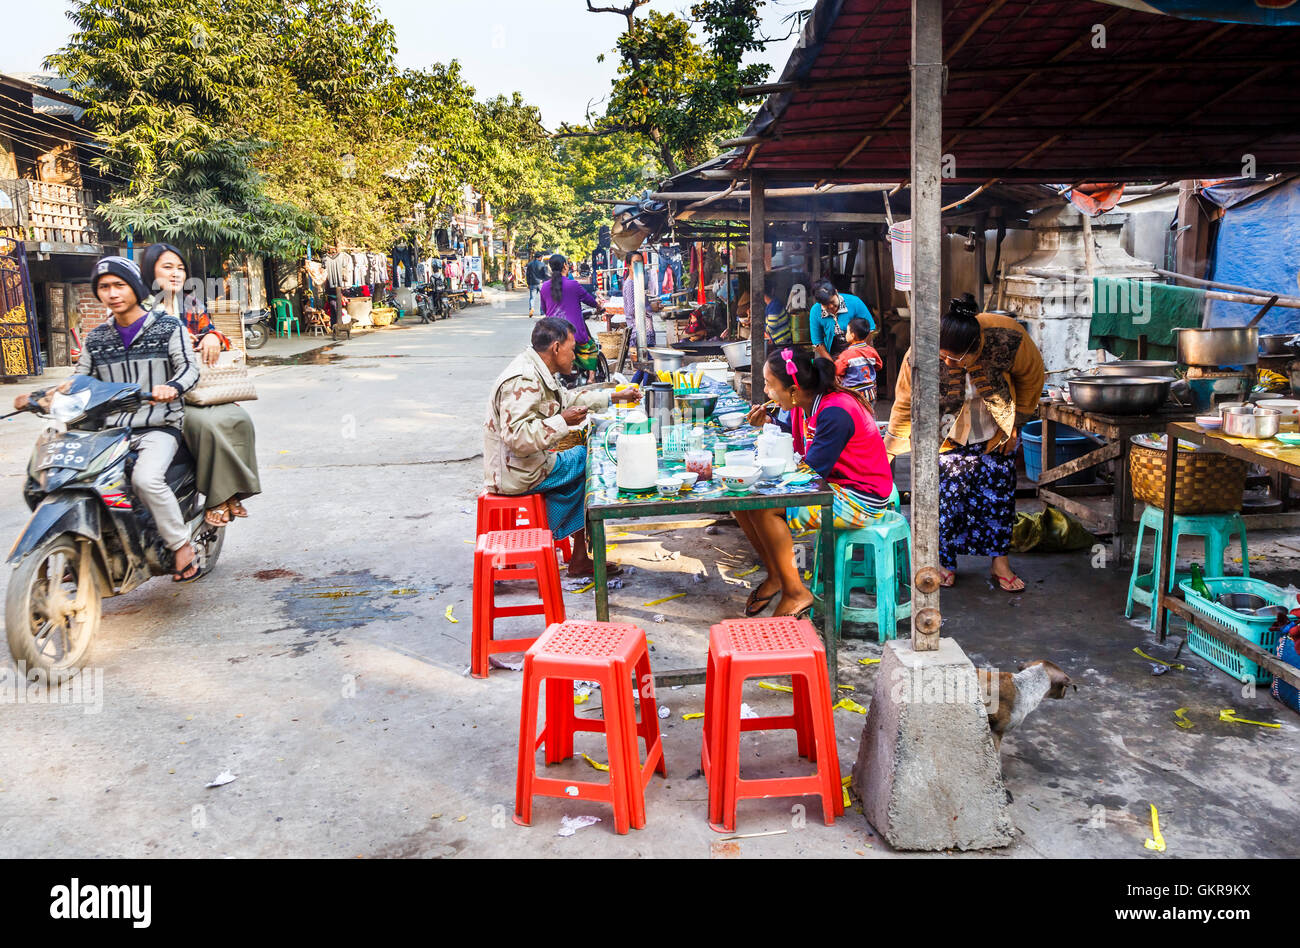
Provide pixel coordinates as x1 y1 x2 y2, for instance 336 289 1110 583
1 291 1296 860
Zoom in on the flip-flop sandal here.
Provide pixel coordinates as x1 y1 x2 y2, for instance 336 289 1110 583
940 569 956 587
567 562 624 580
172 558 203 583
205 508 229 528
226 501 249 519
992 573 1026 593
745 586 778 617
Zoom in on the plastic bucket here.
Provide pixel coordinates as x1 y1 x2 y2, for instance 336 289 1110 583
1021 420 1097 486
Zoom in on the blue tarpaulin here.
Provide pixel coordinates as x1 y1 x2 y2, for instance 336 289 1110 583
1205 178 1300 336
1094 1 1300 26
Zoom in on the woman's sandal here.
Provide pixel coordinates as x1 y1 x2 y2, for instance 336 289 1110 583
745 585 778 617
225 500 249 519
991 572 1026 593
205 507 230 528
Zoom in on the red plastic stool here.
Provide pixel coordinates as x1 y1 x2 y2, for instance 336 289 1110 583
471 530 566 679
476 490 572 563
514 621 667 834
701 617 842 832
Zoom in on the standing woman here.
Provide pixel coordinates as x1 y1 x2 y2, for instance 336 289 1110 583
735 348 894 619
884 296 1045 592
621 250 656 357
539 253 603 382
140 243 262 528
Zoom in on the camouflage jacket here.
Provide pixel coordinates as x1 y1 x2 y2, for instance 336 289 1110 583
483 348 610 494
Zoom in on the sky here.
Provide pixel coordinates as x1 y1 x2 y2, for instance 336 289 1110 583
2 0 808 129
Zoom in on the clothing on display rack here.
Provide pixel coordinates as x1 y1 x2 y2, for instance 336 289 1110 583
325 251 352 288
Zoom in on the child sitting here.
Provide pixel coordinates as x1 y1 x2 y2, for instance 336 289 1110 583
834 316 884 407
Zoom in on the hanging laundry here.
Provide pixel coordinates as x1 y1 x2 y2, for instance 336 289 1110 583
888 219 912 291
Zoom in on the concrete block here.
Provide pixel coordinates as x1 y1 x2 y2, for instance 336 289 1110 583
852 638 1014 851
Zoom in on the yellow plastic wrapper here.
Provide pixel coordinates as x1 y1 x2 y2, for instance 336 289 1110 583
580 752 610 772
833 698 868 714
1143 804 1166 852
683 712 704 720
1174 708 1195 729
444 605 459 624
759 682 794 694
1219 708 1281 728
858 658 880 666
643 593 685 607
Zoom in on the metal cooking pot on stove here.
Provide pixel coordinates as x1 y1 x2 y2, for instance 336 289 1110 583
1259 333 1300 356
1088 360 1178 378
1175 327 1259 367
1066 375 1176 414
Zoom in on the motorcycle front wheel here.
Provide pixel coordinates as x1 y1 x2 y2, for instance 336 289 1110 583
5 536 102 682
245 322 268 350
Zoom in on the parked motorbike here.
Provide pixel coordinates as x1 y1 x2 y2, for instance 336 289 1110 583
416 279 449 323
243 309 271 350
5 376 225 681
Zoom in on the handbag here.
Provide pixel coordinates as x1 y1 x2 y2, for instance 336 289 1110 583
185 349 258 406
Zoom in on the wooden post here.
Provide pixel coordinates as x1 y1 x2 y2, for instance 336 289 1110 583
974 213 987 308
909 0 944 652
750 172 767 406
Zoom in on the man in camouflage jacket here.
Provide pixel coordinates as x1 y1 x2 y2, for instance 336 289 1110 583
484 317 639 576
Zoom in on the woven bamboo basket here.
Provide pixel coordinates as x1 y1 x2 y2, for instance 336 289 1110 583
1129 438 1247 514
597 330 625 361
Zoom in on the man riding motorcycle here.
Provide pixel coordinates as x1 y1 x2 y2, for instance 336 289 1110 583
14 255 201 580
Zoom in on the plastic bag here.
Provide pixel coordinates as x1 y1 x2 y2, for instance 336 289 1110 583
1009 505 1096 553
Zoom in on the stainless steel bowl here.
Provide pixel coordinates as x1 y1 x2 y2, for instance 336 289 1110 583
1218 592 1268 614
1065 376 1175 415
647 347 683 373
720 339 751 370
1176 327 1259 366
1220 406 1280 439
1090 360 1178 377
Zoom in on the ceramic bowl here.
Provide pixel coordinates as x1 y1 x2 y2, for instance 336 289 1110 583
718 411 746 429
716 465 761 492
757 457 786 480
1195 414 1223 429
656 477 680 497
674 471 699 491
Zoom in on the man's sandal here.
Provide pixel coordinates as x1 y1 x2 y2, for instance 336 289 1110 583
225 500 249 519
172 551 202 583
205 507 229 528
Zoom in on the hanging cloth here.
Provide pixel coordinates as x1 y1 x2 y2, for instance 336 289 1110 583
633 260 648 352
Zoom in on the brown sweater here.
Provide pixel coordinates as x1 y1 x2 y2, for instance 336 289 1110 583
885 312 1044 456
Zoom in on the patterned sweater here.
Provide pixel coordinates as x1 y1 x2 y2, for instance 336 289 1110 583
74 307 201 431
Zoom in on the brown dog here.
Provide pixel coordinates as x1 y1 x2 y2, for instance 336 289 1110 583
977 659 1074 751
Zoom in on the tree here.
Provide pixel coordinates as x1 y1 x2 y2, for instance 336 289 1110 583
572 0 772 176
46 0 313 256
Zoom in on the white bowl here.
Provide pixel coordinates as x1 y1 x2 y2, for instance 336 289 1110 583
756 457 785 480
656 477 679 496
718 411 745 429
674 471 699 491
716 465 761 492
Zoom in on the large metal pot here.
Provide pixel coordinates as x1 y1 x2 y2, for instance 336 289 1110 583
1066 376 1176 415
1176 327 1259 366
1089 360 1178 377
1259 333 1300 356
647 347 683 373
720 339 751 370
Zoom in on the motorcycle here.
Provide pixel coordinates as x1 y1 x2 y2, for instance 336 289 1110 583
243 309 271 350
4 376 226 681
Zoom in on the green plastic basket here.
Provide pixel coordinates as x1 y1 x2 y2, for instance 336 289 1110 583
1178 576 1295 685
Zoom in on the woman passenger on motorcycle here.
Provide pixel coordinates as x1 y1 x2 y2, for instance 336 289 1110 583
140 243 262 529
538 253 604 383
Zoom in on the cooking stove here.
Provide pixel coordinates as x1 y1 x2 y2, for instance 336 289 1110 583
1183 364 1256 412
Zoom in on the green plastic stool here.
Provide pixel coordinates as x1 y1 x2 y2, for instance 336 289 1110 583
272 298 300 338
1125 505 1248 632
812 510 913 643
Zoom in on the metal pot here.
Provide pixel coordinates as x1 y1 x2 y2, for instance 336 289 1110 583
1065 376 1176 415
1089 360 1178 378
1175 327 1259 367
1260 333 1300 356
1220 405 1280 439
647 347 683 374
720 339 752 370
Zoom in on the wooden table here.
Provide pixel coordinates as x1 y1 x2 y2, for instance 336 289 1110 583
584 409 838 686
1037 399 1195 551
1154 422 1300 689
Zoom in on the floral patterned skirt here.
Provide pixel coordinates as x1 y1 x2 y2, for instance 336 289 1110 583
938 442 1016 569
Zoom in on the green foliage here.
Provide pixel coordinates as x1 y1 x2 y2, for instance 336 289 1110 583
46 0 312 256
